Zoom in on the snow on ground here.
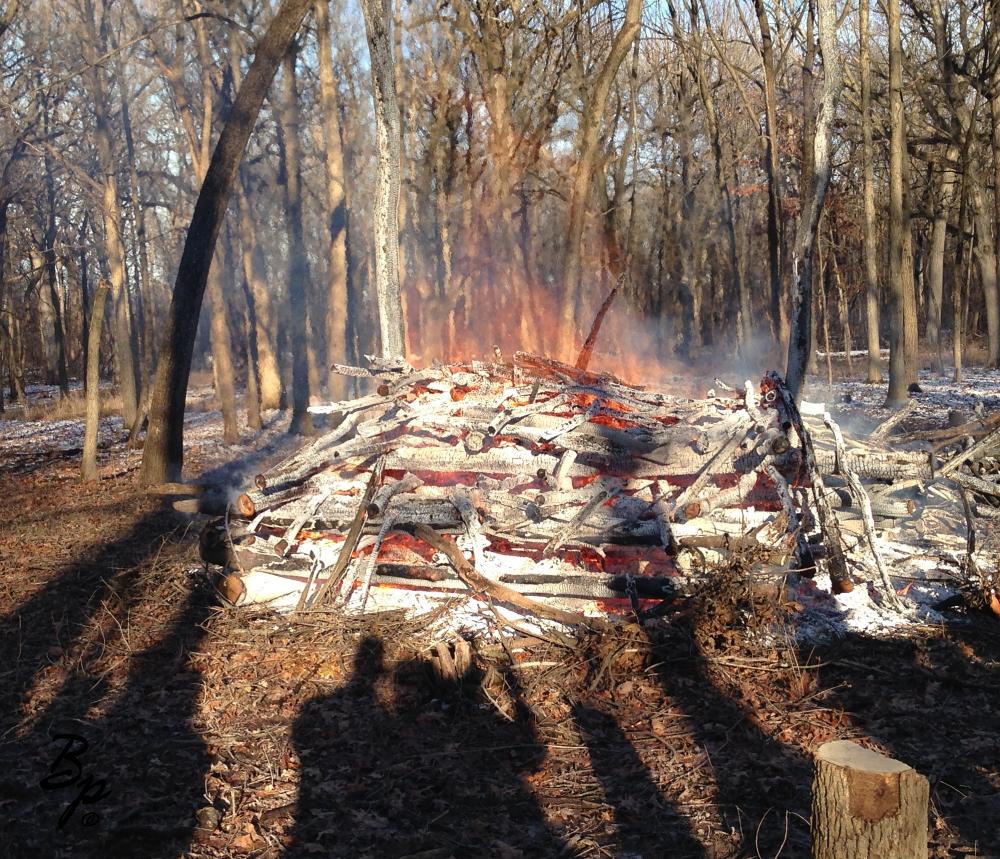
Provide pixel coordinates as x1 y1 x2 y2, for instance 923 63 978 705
0 385 296 482
0 413 126 459
788 364 1000 642
806 364 1000 432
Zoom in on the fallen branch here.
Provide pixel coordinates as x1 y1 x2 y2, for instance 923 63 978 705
306 459 385 608
575 274 623 371
824 413 900 609
413 523 607 630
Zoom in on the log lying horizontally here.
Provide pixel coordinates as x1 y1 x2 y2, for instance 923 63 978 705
205 355 979 622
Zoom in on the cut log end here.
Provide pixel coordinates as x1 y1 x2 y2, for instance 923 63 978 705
216 573 246 606
831 576 855 594
812 740 928 859
236 493 256 518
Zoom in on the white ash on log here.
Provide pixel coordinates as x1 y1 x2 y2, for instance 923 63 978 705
202 354 982 623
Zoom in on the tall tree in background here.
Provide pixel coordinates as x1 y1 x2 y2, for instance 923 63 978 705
859 0 882 383
886 0 917 405
360 0 405 358
278 47 314 435
140 0 314 485
785 0 843 399
990 0 1000 363
557 0 642 359
316 0 351 401
752 0 786 343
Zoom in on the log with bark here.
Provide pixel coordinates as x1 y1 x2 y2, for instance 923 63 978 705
203 358 977 624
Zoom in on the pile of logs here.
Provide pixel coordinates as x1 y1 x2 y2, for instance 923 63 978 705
200 352 995 622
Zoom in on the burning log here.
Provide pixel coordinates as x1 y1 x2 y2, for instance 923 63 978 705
414 524 607 630
214 357 962 621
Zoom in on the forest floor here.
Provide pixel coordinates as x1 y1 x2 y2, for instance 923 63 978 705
1 368 999 859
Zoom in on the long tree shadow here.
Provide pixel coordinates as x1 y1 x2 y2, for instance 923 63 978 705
572 701 706 857
285 636 566 857
645 623 814 856
806 622 1000 853
0 500 213 858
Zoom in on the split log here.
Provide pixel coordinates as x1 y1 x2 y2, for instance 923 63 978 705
811 740 928 859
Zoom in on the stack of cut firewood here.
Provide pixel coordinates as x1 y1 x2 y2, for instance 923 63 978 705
200 353 962 620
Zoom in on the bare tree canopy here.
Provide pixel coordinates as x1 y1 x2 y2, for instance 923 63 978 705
1 0 999 474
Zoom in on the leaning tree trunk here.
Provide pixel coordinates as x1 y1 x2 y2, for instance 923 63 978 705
140 0 314 485
82 279 110 482
785 0 843 399
360 0 405 359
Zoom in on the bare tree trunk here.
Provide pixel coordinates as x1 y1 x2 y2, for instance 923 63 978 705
753 0 786 342
316 0 350 400
953 174 970 383
140 0 313 485
360 0 405 358
926 146 959 369
785 0 842 399
886 0 917 405
41 94 69 395
277 50 314 435
84 0 139 428
208 265 239 443
831 241 853 374
680 0 748 352
970 184 1000 365
82 279 109 482
557 0 642 360
236 180 283 409
859 0 882 383
114 45 153 390
990 0 1000 338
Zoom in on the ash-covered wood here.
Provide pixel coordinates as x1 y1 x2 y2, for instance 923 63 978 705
205 354 968 620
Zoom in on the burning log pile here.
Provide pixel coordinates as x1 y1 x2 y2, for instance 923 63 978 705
201 352 994 625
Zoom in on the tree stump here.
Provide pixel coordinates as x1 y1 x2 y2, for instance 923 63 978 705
812 740 928 859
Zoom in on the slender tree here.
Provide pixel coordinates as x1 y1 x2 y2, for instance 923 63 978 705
360 0 405 359
886 0 917 405
785 0 843 398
